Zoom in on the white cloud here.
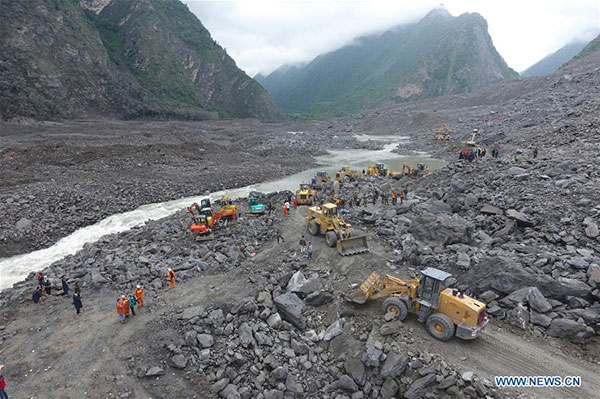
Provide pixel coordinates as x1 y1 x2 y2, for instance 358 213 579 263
183 0 600 75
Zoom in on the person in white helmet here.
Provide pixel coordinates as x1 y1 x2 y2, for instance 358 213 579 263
134 284 144 307
167 268 176 289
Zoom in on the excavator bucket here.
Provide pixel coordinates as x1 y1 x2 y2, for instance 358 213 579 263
336 234 369 256
195 232 214 241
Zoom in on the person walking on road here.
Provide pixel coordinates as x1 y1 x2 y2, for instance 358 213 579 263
61 277 70 296
299 235 306 254
128 294 137 316
135 285 144 307
167 268 176 289
283 203 289 217
306 242 313 260
0 364 9 399
72 292 83 315
276 229 285 244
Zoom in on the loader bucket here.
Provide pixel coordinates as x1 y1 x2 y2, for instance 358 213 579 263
336 235 369 256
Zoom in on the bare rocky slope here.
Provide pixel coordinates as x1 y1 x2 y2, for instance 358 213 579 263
0 0 283 121
0 34 599 399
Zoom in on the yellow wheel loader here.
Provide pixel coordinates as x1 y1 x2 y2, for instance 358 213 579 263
296 183 316 205
334 166 358 182
306 203 368 256
350 268 487 341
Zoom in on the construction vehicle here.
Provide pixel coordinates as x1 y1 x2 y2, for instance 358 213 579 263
188 199 237 232
350 268 487 341
367 163 401 179
306 203 368 256
311 171 330 190
247 193 266 215
334 165 358 182
215 195 239 219
464 129 478 146
188 214 214 240
402 162 430 179
433 124 451 141
296 183 316 205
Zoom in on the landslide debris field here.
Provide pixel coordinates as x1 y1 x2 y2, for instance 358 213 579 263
0 50 599 399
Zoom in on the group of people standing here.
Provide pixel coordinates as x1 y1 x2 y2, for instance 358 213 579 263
32 273 83 315
283 194 298 217
298 235 313 260
115 285 145 324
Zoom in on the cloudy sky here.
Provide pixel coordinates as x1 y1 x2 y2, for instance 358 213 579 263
183 0 600 76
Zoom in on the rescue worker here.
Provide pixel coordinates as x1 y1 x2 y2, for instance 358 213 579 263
32 287 42 304
36 272 44 289
293 196 298 209
299 235 306 254
128 294 137 316
391 192 397 205
61 277 70 296
122 295 131 317
74 282 81 295
399 190 405 204
276 229 285 244
135 285 144 307
514 153 520 162
267 202 273 215
116 297 127 324
73 292 83 315
43 278 51 295
0 364 8 399
306 242 313 260
167 268 176 289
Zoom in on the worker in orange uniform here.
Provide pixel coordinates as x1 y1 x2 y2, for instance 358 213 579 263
399 191 404 204
167 268 176 288
135 284 144 307
293 196 297 209
283 204 288 217
116 296 127 323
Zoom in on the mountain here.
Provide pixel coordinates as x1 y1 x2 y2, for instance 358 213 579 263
0 0 283 121
258 8 518 117
520 40 589 77
571 34 600 62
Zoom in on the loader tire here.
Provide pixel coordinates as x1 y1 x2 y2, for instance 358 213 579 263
308 220 319 236
382 297 408 321
426 313 455 342
325 231 337 247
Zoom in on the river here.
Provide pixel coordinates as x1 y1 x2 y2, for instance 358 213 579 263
0 137 445 289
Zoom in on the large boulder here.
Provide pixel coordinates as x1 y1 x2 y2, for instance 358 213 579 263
545 318 586 338
274 293 305 329
526 287 552 313
408 213 473 245
464 257 592 301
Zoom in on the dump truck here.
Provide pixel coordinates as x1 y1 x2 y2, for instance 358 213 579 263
306 203 368 256
350 268 487 341
296 183 316 205
334 165 358 182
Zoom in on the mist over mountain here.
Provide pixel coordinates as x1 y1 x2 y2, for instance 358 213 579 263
257 7 518 117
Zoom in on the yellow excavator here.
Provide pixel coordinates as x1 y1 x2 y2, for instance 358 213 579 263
350 268 487 341
306 203 368 256
366 163 401 179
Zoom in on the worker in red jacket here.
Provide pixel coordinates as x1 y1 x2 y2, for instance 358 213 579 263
0 364 8 399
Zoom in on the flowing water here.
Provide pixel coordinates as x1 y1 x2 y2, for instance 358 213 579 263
0 138 445 289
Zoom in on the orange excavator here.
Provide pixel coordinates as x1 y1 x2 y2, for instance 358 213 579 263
187 200 237 240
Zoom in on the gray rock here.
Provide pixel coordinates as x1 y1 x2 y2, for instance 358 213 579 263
286 375 304 395
527 287 552 313
179 305 204 320
16 217 32 230
270 365 288 381
529 311 552 327
381 350 409 378
362 331 382 367
263 390 283 399
404 373 436 399
211 378 230 394
184 330 197 347
219 384 239 398
381 377 398 399
585 223 599 238
323 319 344 341
506 209 534 227
480 205 503 215
274 293 305 329
287 270 309 292
334 375 359 392
479 290 499 303
344 355 366 386
267 313 282 328
238 322 254 348
588 264 600 287
305 291 333 306
437 376 456 389
461 371 474 382
169 354 188 369
457 252 471 269
546 318 586 337
145 366 165 377
379 321 402 336
197 333 214 348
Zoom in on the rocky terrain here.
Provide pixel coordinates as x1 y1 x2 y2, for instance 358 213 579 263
0 31 599 399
